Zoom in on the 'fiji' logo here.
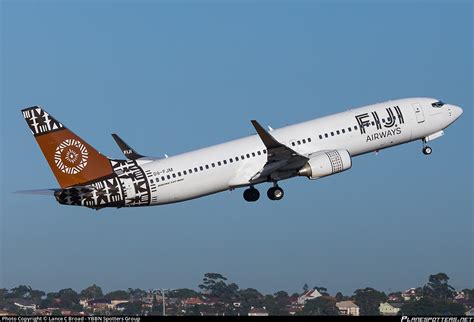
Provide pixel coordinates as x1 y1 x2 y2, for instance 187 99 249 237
355 106 405 134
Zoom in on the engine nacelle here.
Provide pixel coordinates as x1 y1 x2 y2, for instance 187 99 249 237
298 149 352 180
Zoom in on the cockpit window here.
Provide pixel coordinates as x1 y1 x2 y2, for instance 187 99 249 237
432 101 445 108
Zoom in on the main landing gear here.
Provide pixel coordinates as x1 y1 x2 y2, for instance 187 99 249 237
267 183 284 201
243 186 260 202
243 183 285 202
422 139 432 155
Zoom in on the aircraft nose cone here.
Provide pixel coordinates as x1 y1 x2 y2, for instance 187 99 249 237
452 105 463 119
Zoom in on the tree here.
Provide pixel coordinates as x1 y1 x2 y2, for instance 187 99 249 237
303 283 309 293
6 285 32 298
127 288 147 300
423 273 455 300
335 292 345 301
198 273 227 295
80 284 103 299
400 297 465 315
301 297 339 315
353 287 387 315
58 288 80 308
260 293 290 316
105 290 130 300
169 288 200 299
123 301 143 315
29 289 45 301
198 273 239 303
0 289 7 306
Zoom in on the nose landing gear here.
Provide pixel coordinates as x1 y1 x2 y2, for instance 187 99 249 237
422 139 432 155
422 146 432 155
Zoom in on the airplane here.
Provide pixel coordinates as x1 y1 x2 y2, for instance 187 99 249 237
20 97 463 209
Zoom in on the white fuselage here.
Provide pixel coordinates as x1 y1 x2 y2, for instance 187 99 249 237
132 97 462 205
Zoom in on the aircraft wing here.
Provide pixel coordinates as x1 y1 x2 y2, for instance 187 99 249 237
249 120 309 183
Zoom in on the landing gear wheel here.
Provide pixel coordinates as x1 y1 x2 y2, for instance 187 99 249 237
243 187 260 202
423 146 432 155
267 187 284 201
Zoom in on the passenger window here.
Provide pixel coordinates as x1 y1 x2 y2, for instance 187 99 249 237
229 158 233 163
172 173 176 178
308 138 311 142
336 130 340 135
156 178 159 182
223 160 227 165
150 179 154 183
241 155 244 159
194 167 198 172
291 142 295 146
302 139 306 144
167 175 171 179
371 121 375 126
161 176 165 181
205 165 209 169
246 154 250 158
217 161 221 166
297 140 301 145
331 132 334 136
348 127 351 132
178 172 181 177
354 125 358 130
183 170 187 175
236 156 239 161
319 135 322 139
189 169 192 174
212 163 215 168
200 166 203 171
252 152 256 157
325 133 328 138
257 151 261 155
263 150 267 154
342 129 345 134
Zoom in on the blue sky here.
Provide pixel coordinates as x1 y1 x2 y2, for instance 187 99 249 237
1 1 472 296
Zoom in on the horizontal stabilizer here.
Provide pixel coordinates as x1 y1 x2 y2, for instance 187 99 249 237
111 134 145 160
14 188 60 196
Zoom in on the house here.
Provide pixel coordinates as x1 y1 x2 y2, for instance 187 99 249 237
456 299 474 310
379 302 403 315
14 299 37 311
111 300 129 308
0 310 16 316
402 288 419 301
455 291 466 300
336 301 360 316
183 297 204 306
387 293 402 302
297 289 322 305
86 299 111 311
248 307 269 316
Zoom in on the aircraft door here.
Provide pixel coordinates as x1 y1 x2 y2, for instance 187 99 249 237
121 178 136 201
412 103 425 123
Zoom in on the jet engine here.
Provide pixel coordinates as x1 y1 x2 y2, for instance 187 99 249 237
298 149 352 180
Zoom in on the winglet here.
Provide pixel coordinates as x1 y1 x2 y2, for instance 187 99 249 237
251 120 282 149
111 134 145 160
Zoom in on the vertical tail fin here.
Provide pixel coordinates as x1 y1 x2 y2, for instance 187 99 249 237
22 106 114 188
